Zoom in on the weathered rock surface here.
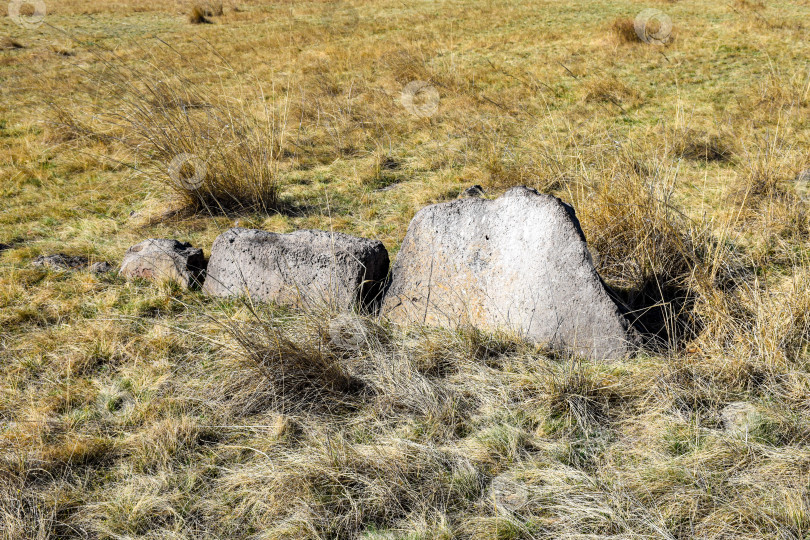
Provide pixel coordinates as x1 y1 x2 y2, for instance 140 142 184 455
203 228 389 311
381 186 636 360
119 239 205 289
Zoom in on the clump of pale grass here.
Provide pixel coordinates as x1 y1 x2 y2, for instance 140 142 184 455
541 359 626 432
201 1 224 17
732 131 797 204
581 75 641 109
217 306 361 415
216 433 482 538
189 2 224 24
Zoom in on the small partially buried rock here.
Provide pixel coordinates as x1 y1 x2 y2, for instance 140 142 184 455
459 185 485 199
120 239 205 289
382 186 636 360
33 254 114 273
33 254 90 270
89 261 115 274
203 228 389 311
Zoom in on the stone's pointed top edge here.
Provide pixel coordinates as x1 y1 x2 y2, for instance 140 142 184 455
430 185 571 211
501 185 542 198
127 238 197 255
422 185 588 244
500 186 575 214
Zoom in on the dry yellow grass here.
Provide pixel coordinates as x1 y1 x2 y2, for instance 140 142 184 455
1 0 810 538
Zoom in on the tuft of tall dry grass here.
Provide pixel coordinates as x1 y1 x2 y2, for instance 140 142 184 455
188 6 212 25
52 42 288 214
610 18 641 44
567 141 743 349
668 127 734 162
219 306 362 414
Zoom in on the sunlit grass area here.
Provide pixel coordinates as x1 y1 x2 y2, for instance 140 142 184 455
2 0 810 537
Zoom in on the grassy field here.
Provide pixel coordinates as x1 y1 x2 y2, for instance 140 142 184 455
2 0 810 537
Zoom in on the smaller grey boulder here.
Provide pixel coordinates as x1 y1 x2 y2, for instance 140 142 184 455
203 228 389 311
119 239 205 289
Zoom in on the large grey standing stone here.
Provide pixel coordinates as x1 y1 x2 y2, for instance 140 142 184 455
202 228 389 311
119 239 205 289
381 186 636 360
